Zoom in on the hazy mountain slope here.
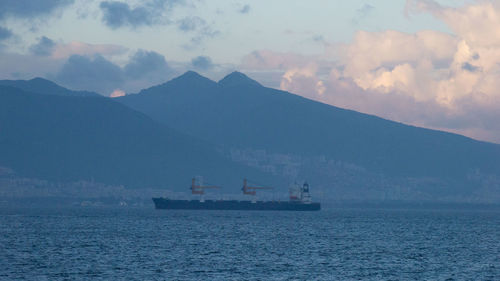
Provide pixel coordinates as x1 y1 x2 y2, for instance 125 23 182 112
0 77 100 97
0 85 275 190
118 71 500 180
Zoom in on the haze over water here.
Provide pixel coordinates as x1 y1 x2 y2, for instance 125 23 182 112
1 207 499 280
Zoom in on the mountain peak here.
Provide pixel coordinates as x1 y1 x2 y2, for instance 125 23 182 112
27 77 64 89
175 71 216 83
179 70 204 79
134 71 218 96
218 71 262 87
167 71 217 87
29 77 54 83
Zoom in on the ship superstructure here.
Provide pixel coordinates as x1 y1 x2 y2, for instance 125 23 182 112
289 181 312 204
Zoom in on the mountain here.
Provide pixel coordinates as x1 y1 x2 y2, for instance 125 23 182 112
219 71 262 87
0 77 100 97
0 85 276 190
2 72 499 202
118 71 500 202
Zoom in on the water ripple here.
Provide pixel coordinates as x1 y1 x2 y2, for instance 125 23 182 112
0 208 499 280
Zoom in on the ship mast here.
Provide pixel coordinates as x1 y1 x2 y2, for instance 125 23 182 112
242 179 273 202
190 177 220 202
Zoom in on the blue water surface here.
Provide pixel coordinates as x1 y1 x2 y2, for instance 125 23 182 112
1 207 499 280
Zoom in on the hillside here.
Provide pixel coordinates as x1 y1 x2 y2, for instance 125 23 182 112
118 71 500 202
0 85 276 190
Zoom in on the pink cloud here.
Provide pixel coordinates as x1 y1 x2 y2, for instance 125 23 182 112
52 41 127 59
110 89 125 98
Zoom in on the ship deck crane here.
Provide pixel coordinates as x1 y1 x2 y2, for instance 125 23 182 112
190 178 220 195
242 179 273 196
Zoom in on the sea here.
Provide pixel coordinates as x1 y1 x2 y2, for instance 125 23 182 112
1 207 499 280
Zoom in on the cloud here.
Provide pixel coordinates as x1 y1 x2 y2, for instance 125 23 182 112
337 29 458 103
52 41 127 59
182 26 220 50
29 36 56 56
175 16 219 49
122 49 176 93
355 3 375 20
462 62 481 72
240 4 251 14
352 3 375 24
99 0 181 29
0 42 176 96
241 50 317 71
54 49 175 95
110 89 125 97
191 56 213 70
406 0 500 48
357 3 374 16
0 26 12 41
280 64 326 98
98 1 216 49
177 16 205 31
0 0 74 20
312 35 325 43
124 49 170 78
0 52 64 80
55 54 124 94
100 1 152 29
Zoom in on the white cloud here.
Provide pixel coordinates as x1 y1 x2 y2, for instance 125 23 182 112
407 0 500 48
280 64 326 99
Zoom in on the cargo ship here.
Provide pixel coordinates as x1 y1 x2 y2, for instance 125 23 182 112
152 178 321 211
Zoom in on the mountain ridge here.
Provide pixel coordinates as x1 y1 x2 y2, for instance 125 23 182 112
124 71 497 146
0 77 101 97
2 71 500 201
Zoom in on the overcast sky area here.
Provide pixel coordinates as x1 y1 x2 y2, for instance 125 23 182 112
3 0 500 143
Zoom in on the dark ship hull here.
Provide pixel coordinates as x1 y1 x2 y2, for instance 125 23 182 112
152 198 321 211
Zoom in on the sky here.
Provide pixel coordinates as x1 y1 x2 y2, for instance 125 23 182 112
2 0 500 143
